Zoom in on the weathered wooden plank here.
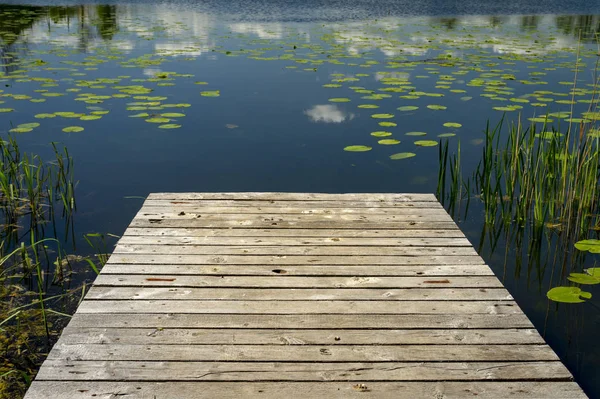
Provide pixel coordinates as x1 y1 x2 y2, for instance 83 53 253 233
58 327 544 345
84 287 513 301
93 275 501 288
130 219 458 229
123 227 467 238
76 300 519 315
147 193 438 201
143 199 444 208
117 236 473 247
99 264 494 276
112 244 479 256
68 313 534 329
105 254 484 265
23 381 588 399
35 360 569 381
141 206 449 215
47 344 559 362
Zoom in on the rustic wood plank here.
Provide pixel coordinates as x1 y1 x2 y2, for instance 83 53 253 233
99 264 495 276
35 360 569 381
147 193 438 201
93 275 501 288
85 287 514 301
140 205 449 215
130 219 458 229
117 235 473 247
105 254 484 265
112 244 479 256
57 327 544 345
23 381 588 399
124 227 467 238
68 313 535 329
47 344 559 362
76 300 520 315
143 199 444 208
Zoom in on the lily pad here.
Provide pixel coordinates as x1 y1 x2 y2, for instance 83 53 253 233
568 273 600 285
405 132 427 136
201 90 220 97
370 131 392 137
161 113 185 118
438 133 456 137
35 113 56 119
397 106 418 111
427 105 447 110
443 122 462 128
9 127 32 133
378 139 400 145
358 104 379 109
378 122 397 127
158 124 182 129
146 118 171 123
62 126 84 133
344 145 372 152
574 239 600 253
129 113 150 118
415 140 438 147
18 123 40 129
80 115 102 121
547 286 591 303
371 113 394 119
389 152 416 160
0 108 15 113
328 98 351 103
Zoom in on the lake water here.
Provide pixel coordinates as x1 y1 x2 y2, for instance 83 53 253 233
1 1 600 397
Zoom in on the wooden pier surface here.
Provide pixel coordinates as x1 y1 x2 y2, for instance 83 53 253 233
24 193 586 398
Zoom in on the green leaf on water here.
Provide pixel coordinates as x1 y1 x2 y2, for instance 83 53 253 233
405 132 427 136
371 113 394 119
493 107 517 112
528 117 554 123
370 131 392 137
547 286 591 303
91 111 110 115
9 127 32 133
35 113 56 119
0 108 15 113
328 98 351 103
438 133 456 137
158 124 182 129
161 113 185 118
574 239 600 253
415 140 438 147
427 105 446 110
443 122 462 128
567 273 600 285
201 90 220 97
389 152 416 160
62 126 84 133
129 113 150 118
358 104 379 109
80 115 102 121
378 122 397 127
378 139 400 145
397 106 418 111
344 145 372 152
146 118 171 123
18 123 40 129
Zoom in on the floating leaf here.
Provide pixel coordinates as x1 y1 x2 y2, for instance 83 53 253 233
397 106 418 111
35 113 56 119
91 111 110 115
201 90 220 97
427 105 447 110
371 113 394 119
9 127 32 133
129 113 149 118
443 122 462 128
528 117 554 123
493 106 517 112
328 98 351 103
438 133 456 137
158 124 182 129
389 152 416 160
405 132 427 136
344 145 372 152
146 117 171 123
378 139 400 145
80 115 102 121
18 123 40 129
161 113 185 118
358 104 379 109
567 273 600 285
415 140 438 147
574 239 600 253
378 122 397 127
547 286 591 303
62 126 84 133
0 108 15 113
370 131 392 137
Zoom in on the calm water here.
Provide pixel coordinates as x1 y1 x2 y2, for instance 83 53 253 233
1 1 600 397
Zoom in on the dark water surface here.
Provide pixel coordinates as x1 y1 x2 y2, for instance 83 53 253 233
1 1 600 397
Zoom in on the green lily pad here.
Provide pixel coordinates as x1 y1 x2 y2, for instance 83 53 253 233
405 132 427 136
443 122 462 128
91 111 110 115
415 140 438 147
161 113 185 118
378 122 397 127
389 152 416 160
547 286 591 303
80 115 102 121
129 113 150 118
328 98 351 103
370 131 392 137
62 126 84 133
378 139 400 145
438 133 456 137
493 107 517 112
158 124 182 129
358 104 379 109
574 239 600 253
35 113 56 119
201 90 220 97
18 123 40 129
146 118 171 123
397 106 418 111
567 273 600 285
344 145 372 152
0 108 15 113
371 113 394 119
9 127 32 133
528 117 554 123
427 105 447 110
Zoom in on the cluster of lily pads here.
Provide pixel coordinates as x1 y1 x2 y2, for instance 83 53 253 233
547 240 600 303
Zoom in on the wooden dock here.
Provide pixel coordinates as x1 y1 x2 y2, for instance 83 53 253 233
25 193 586 398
